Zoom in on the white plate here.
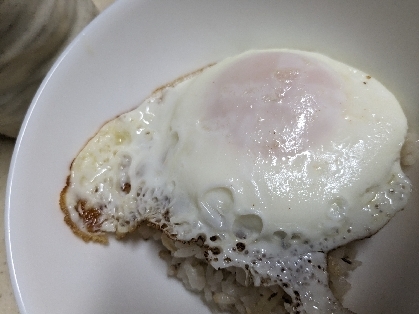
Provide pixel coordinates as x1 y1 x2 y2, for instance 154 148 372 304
6 1 419 313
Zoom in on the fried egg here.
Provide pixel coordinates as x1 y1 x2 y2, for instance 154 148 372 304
61 49 411 313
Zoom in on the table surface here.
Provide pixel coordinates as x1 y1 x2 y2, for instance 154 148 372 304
0 1 115 312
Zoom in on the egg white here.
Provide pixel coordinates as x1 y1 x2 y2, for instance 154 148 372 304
63 49 411 313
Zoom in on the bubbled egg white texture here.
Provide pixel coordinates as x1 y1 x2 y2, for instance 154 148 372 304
66 49 411 313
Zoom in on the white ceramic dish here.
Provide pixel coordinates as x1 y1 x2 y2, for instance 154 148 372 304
6 1 419 313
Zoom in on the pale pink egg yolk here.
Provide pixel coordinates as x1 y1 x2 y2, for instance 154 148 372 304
200 51 346 158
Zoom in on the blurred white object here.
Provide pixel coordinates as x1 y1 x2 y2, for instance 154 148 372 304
0 0 97 138
92 0 115 11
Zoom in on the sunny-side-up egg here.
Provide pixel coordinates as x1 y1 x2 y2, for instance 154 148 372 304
61 49 411 314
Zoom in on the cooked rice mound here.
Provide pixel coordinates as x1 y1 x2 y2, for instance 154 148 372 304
134 224 360 314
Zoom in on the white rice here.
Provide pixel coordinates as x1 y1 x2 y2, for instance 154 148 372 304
137 224 359 314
